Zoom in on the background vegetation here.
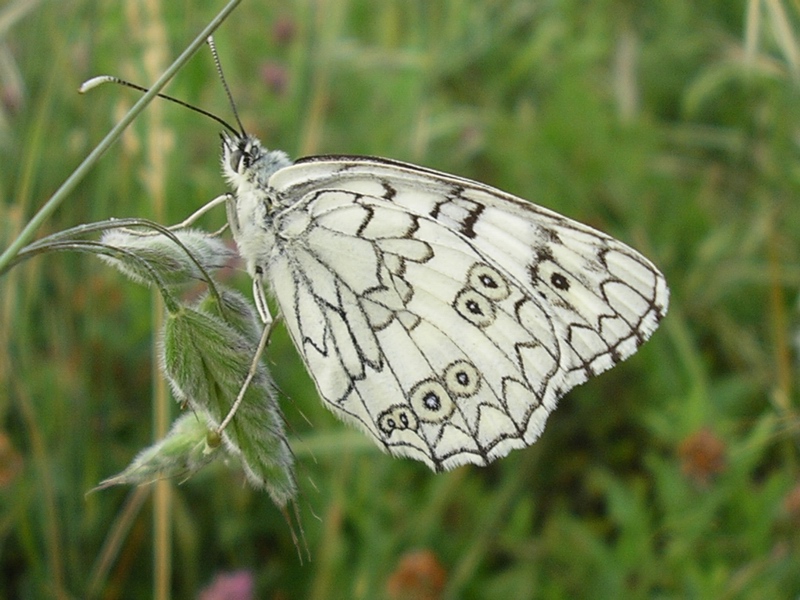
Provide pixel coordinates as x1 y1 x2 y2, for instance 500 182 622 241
2 0 799 598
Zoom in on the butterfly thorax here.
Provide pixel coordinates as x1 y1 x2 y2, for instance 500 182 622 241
220 132 292 277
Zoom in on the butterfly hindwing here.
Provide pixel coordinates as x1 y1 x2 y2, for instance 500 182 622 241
261 156 668 471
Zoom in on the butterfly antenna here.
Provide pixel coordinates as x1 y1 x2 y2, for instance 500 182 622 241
79 76 240 136
206 35 246 136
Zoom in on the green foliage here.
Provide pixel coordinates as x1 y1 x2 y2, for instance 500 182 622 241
95 412 218 491
162 290 295 507
1 0 799 598
98 228 235 288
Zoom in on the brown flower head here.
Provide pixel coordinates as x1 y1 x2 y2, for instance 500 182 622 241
387 549 447 600
678 428 726 485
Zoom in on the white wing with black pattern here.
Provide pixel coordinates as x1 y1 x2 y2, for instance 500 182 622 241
221 135 668 471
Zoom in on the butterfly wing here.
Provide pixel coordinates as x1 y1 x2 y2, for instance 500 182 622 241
264 156 668 471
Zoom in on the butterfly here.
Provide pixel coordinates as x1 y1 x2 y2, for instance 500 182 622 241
221 133 669 472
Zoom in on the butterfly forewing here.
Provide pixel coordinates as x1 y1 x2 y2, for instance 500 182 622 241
249 155 668 471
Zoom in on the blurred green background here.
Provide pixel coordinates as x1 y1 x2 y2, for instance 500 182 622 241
2 0 799 598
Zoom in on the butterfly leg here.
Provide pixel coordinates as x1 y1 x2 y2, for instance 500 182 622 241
225 193 241 240
215 315 276 433
216 271 274 433
168 194 230 230
253 272 272 326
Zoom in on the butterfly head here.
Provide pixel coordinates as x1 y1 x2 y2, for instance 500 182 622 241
220 132 292 193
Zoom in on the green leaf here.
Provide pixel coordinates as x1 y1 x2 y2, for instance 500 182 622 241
93 412 219 490
99 227 234 287
160 289 296 506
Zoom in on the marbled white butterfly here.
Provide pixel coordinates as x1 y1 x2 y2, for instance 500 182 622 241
222 132 668 472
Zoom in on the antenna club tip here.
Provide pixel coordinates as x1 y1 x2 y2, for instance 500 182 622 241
79 76 115 94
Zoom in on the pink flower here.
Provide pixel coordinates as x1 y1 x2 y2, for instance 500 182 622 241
198 570 254 600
